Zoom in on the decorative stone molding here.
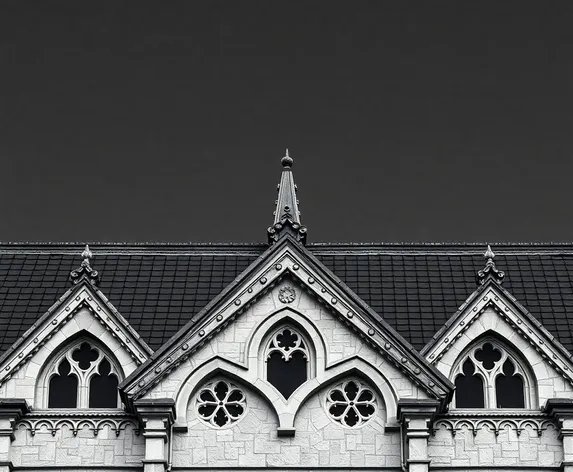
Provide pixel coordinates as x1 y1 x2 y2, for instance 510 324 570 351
123 241 453 409
17 412 139 437
432 413 556 437
0 284 150 387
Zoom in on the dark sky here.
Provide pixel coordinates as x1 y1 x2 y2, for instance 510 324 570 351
1 1 572 244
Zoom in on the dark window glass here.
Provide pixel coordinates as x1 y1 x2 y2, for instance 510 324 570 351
72 342 99 370
267 350 307 399
496 359 525 408
474 343 502 370
48 359 78 408
455 359 485 408
89 358 118 408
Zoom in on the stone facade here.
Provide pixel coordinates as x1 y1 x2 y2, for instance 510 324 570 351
0 242 572 472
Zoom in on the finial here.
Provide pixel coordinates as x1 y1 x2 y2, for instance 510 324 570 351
476 244 505 285
268 150 307 244
82 244 92 263
281 148 293 168
70 244 100 286
484 244 495 261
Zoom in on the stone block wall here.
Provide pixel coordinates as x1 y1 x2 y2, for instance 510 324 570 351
428 420 562 468
11 422 144 467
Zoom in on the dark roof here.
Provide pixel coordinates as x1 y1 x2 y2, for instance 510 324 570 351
1 242 573 355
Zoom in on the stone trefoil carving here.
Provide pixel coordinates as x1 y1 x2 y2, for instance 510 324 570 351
476 244 505 285
196 380 246 428
326 380 377 427
70 244 100 286
266 327 308 361
278 285 296 304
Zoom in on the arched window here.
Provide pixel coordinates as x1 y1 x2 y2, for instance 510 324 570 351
264 325 310 399
44 339 122 409
452 338 532 409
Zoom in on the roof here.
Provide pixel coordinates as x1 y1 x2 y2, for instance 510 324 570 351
1 242 573 355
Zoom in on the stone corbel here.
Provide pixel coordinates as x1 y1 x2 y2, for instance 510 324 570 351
134 399 176 472
0 399 30 472
398 399 440 472
544 399 573 472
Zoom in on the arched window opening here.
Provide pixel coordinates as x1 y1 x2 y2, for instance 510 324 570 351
452 339 530 409
454 359 485 408
44 339 122 409
48 358 78 408
265 326 309 399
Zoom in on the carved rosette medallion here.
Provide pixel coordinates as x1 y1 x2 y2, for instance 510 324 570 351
278 286 296 304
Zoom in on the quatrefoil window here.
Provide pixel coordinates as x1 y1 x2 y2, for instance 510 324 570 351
326 380 377 427
265 326 310 399
196 380 246 428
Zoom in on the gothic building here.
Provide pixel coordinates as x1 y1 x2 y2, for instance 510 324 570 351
0 152 572 472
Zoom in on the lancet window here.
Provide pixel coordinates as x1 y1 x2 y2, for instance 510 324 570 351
265 325 310 399
452 339 531 409
45 339 121 409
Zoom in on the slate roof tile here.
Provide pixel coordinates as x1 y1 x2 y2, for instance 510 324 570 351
1 244 573 354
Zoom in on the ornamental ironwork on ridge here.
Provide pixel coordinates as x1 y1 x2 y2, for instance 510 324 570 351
70 244 100 286
267 150 307 244
476 244 505 285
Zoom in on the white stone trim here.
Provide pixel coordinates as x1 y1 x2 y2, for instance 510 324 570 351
450 335 537 409
0 283 150 388
173 354 396 430
35 335 124 409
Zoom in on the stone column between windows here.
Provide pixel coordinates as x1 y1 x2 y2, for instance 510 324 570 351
134 399 176 472
0 399 30 472
545 399 573 472
397 399 439 472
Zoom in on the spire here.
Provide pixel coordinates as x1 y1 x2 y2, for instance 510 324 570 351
70 244 100 286
267 150 307 244
476 244 505 285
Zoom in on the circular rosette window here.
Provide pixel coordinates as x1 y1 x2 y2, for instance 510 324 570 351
196 380 246 428
326 380 377 427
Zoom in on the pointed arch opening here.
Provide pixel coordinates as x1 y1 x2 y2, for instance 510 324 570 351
451 335 536 409
39 334 124 409
263 323 314 399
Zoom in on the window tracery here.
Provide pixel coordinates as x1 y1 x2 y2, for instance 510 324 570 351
265 325 310 399
196 380 246 428
326 379 377 427
453 339 529 409
45 340 121 409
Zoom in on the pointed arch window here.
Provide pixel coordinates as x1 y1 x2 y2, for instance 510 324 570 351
452 339 532 409
45 339 122 409
264 325 311 399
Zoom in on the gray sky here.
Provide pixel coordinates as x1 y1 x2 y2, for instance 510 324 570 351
1 1 572 243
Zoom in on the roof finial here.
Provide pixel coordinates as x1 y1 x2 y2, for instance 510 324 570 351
268 150 307 244
476 244 505 285
70 244 100 286
281 148 293 168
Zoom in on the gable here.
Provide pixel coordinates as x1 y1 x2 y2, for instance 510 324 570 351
121 237 453 424
423 281 573 405
0 280 151 405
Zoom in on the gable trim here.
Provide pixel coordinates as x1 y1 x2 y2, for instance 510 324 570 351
423 280 573 387
121 235 454 407
0 281 152 386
